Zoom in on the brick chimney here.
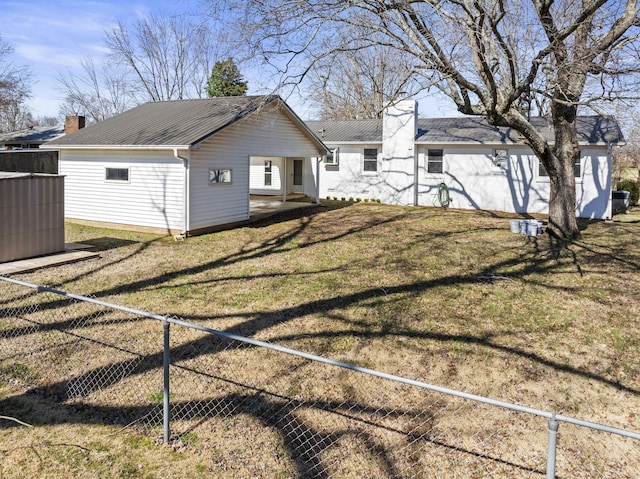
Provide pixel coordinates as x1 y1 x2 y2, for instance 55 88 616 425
65 115 86 134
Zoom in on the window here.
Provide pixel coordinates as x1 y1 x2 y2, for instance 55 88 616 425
325 148 339 165
264 160 272 186
493 149 508 169
427 149 443 174
209 168 232 184
538 162 548 177
538 151 581 178
363 148 378 172
105 167 129 182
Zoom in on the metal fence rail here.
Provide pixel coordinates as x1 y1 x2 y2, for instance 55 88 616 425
1 276 638 478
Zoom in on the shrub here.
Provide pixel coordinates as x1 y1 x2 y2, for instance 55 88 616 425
617 179 640 205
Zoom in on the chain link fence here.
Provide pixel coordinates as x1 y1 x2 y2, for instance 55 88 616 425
1 276 638 478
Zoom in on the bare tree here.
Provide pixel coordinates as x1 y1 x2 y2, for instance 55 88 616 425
0 34 32 132
105 14 221 101
309 44 426 120
35 116 59 127
212 0 640 239
58 57 136 124
612 102 640 182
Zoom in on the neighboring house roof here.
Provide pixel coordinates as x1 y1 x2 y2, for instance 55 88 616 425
45 95 328 152
0 125 64 146
306 115 624 146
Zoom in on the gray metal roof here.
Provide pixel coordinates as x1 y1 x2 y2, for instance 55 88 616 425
416 115 623 145
0 125 64 144
305 115 624 145
46 95 323 148
306 119 382 143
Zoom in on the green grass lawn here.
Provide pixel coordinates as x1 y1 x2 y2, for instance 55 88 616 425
1 201 639 477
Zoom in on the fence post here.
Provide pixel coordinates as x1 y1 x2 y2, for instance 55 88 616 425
163 320 170 444
546 412 559 479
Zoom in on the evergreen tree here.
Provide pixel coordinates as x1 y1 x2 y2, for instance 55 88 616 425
205 58 248 97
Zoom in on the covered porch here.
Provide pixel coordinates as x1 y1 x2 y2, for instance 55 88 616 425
249 194 316 222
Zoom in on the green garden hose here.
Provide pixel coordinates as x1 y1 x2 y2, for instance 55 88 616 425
437 182 450 207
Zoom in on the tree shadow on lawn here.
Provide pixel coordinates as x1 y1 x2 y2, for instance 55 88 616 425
1 218 637 476
0 362 546 479
1 208 638 395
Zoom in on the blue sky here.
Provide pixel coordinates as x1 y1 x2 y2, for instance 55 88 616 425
1 0 456 121
1 0 206 118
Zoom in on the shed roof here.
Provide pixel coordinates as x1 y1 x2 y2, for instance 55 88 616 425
46 95 328 152
306 115 624 146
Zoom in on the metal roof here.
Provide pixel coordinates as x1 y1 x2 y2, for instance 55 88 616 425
45 95 327 150
305 115 624 145
0 125 64 144
416 115 623 145
306 119 382 143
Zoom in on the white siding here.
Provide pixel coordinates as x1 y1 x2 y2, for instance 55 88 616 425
416 145 533 213
317 144 386 202
59 149 184 231
320 141 611 219
249 156 284 195
189 103 325 230
415 145 611 219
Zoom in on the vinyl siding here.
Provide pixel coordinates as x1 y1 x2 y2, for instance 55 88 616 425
249 156 284 195
189 104 324 229
59 149 184 231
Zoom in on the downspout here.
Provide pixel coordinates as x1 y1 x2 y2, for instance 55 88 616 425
413 147 419 206
315 156 322 205
173 148 189 237
606 141 613 221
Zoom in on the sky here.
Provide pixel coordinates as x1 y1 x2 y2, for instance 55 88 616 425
1 0 457 122
1 0 210 119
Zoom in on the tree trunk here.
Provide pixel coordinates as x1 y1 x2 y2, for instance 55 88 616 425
547 101 581 240
547 152 580 240
503 112 581 240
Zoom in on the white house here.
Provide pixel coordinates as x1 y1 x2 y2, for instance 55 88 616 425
45 96 328 236
304 100 624 220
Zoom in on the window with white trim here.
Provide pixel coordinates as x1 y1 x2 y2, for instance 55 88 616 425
264 160 272 186
363 148 378 172
209 168 232 184
427 149 443 174
493 149 508 169
325 148 339 165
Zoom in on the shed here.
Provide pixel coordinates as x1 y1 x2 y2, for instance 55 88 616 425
0 173 65 263
45 96 328 235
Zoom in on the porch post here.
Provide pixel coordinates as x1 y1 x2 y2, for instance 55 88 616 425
282 157 287 202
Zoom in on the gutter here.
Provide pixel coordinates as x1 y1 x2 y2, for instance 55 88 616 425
173 148 189 237
47 144 192 150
